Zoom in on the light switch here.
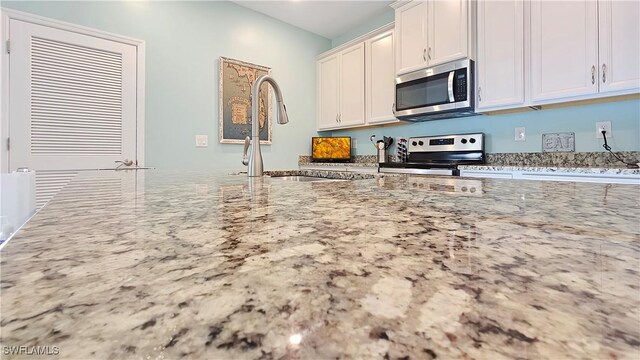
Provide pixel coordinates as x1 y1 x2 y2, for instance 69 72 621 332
196 135 208 147
515 127 526 142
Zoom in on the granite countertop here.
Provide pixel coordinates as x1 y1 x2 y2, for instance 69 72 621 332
298 155 378 168
1 170 639 359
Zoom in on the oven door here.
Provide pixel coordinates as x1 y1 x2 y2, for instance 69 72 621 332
393 59 473 119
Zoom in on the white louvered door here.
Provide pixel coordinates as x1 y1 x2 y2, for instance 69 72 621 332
8 19 138 207
9 19 137 172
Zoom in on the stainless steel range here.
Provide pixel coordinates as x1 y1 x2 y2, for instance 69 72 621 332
379 133 485 176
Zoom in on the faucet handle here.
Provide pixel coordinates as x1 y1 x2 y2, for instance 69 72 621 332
242 136 250 166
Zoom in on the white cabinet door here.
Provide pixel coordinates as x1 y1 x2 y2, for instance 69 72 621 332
317 54 340 130
339 43 365 127
476 0 524 110
598 0 640 94
395 1 427 75
366 30 398 125
530 1 599 103
427 0 468 66
9 19 138 172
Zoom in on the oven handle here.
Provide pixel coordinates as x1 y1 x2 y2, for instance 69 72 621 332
447 71 455 103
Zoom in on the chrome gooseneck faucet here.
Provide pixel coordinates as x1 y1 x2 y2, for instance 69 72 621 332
242 75 289 177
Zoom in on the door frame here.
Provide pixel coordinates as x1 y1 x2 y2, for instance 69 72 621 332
0 8 146 173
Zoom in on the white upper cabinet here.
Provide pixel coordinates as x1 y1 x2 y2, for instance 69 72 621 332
366 29 398 124
427 0 468 66
339 43 366 127
394 1 427 75
316 43 366 130
393 0 471 76
530 1 599 103
317 54 340 130
476 0 525 110
598 0 640 94
316 25 395 131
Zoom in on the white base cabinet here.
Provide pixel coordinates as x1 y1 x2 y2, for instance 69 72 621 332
461 169 640 185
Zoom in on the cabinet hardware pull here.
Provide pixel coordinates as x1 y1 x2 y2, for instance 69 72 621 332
336 114 338 123
591 65 596 84
423 48 427 62
428 47 432 60
339 114 342 122
478 87 482 102
602 64 607 83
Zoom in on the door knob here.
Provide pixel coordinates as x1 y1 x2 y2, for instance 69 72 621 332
115 159 136 169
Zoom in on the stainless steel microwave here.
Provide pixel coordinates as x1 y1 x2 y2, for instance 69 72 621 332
393 59 477 122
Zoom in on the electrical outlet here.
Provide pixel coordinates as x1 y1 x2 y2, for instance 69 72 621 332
515 127 526 141
195 135 208 147
596 121 612 138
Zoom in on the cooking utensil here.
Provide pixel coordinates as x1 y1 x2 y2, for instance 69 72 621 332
376 140 387 163
383 136 393 149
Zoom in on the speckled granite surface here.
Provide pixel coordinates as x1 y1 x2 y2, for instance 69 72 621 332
1 170 639 359
298 155 377 167
299 152 640 172
266 170 377 180
486 151 640 168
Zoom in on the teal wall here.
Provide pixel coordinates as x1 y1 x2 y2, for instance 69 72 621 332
330 100 640 155
3 1 331 170
329 12 640 156
332 9 395 48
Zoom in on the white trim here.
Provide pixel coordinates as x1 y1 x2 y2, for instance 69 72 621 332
1 10 9 173
1 8 143 46
460 169 640 185
0 8 146 172
136 41 146 166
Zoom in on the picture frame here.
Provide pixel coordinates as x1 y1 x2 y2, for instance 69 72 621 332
218 57 272 144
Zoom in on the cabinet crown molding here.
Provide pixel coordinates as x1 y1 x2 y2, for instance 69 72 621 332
390 1 417 10
317 23 394 60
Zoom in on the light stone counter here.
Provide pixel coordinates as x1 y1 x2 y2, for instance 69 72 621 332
1 170 639 359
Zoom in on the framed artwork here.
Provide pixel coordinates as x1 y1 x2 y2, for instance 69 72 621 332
218 57 272 144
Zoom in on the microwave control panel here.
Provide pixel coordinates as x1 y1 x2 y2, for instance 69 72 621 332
453 69 468 102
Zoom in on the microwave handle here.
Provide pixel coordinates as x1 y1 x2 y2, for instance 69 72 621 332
447 71 455 102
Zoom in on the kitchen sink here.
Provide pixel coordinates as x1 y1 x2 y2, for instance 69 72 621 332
269 176 347 182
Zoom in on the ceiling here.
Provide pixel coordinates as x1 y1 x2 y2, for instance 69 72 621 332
231 1 394 39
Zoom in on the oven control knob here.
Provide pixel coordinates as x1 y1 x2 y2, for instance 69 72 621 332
461 138 468 144
418 141 424 146
412 141 418 146
469 138 476 144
